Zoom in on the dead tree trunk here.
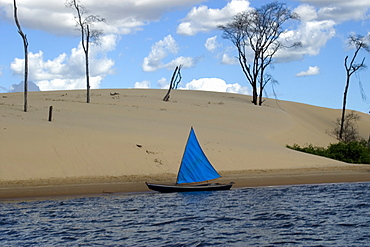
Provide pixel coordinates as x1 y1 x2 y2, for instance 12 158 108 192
163 65 182 102
85 24 90 103
13 0 28 112
340 58 351 140
340 45 366 140
67 0 105 104
48 106 53 122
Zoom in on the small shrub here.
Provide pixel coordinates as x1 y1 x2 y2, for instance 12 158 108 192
286 141 370 164
286 144 327 157
326 141 370 164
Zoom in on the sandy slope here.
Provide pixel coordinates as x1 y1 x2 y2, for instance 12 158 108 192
1 89 370 189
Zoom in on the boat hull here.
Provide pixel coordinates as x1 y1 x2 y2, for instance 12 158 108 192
146 182 233 193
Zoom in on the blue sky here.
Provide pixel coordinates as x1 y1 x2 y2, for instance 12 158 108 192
0 0 370 112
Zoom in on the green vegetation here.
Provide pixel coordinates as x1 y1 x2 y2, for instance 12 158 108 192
286 141 370 164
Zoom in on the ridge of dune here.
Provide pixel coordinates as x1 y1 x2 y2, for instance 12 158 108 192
1 89 370 183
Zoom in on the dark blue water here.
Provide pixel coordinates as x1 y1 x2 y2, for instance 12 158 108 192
1 182 370 246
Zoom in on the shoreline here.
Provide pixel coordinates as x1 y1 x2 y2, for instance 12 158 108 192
2 89 370 201
1 166 369 201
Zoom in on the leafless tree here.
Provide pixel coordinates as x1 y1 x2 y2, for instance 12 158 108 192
339 34 370 140
66 0 105 103
333 111 361 143
163 65 182 102
219 1 299 105
13 0 28 112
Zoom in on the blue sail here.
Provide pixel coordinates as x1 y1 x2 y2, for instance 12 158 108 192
176 128 221 184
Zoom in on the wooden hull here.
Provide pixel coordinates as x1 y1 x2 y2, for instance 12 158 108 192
146 182 233 193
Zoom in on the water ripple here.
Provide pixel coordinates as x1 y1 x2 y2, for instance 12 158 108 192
1 182 370 246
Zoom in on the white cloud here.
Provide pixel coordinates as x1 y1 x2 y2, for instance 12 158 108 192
255 3 335 63
209 1 336 64
0 0 206 36
9 81 41 92
157 77 169 89
296 66 320 77
2 0 370 93
297 0 370 22
294 4 318 22
181 78 249 95
0 0 75 36
177 0 251 36
142 35 177 72
165 56 195 70
134 80 151 88
142 35 195 72
213 1 366 64
10 34 116 91
205 36 219 52
221 53 238 65
275 19 336 62
2 0 364 42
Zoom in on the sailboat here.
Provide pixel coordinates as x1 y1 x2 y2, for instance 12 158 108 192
146 127 234 193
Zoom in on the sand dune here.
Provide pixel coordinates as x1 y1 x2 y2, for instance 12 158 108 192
1 89 370 198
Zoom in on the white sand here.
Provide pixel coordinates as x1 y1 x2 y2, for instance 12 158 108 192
1 89 370 198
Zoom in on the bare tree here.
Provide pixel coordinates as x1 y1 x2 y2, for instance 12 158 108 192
219 2 299 105
66 0 105 103
339 34 370 140
163 65 182 102
333 111 361 143
13 0 28 112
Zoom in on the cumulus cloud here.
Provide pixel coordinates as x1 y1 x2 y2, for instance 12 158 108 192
165 56 195 70
296 66 320 77
221 54 238 65
10 34 116 91
134 80 151 88
212 0 367 64
136 77 249 95
177 0 251 36
142 35 178 72
275 19 336 62
157 77 169 89
9 81 41 92
2 0 370 92
0 0 205 36
294 4 318 22
0 0 75 36
142 35 195 72
205 36 219 52
298 0 370 22
181 78 249 94
272 2 360 62
191 1 337 64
